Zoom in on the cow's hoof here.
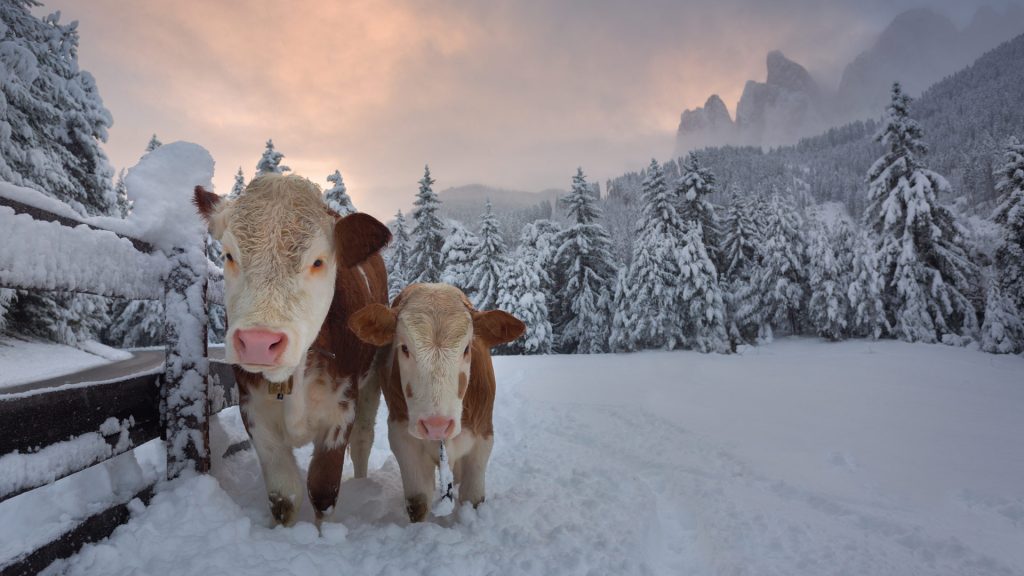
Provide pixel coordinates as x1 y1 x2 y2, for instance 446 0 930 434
406 494 428 523
269 492 297 526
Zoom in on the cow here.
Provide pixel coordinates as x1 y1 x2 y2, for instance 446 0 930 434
347 283 525 522
193 174 391 527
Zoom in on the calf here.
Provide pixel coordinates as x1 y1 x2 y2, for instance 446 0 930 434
348 283 524 522
194 174 390 526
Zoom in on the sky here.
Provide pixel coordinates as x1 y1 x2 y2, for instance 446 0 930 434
39 0 1001 219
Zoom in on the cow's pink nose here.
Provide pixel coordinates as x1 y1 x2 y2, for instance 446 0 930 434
234 329 287 366
418 416 456 440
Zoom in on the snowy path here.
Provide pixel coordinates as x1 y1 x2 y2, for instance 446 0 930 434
42 339 1024 575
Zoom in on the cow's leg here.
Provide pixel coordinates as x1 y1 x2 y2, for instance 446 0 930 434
388 421 434 522
350 348 385 478
457 435 493 508
307 426 349 525
244 394 304 527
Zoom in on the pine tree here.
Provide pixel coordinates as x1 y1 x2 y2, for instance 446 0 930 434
228 167 246 200
677 225 730 353
806 224 850 341
0 2 117 216
676 152 721 267
0 288 16 332
409 165 445 283
553 168 617 353
105 300 163 347
991 136 1024 316
145 134 162 153
610 159 686 351
720 187 760 280
206 233 227 344
739 193 808 341
114 168 129 218
979 280 1024 354
255 139 290 176
324 169 355 215
496 246 553 355
466 200 506 310
865 83 978 343
520 219 561 303
847 230 889 339
385 210 412 301
440 221 479 290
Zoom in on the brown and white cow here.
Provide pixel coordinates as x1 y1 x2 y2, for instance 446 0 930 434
194 174 390 526
348 283 524 522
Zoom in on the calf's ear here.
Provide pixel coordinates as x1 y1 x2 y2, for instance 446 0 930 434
348 303 397 346
335 213 392 267
473 310 526 348
193 186 229 238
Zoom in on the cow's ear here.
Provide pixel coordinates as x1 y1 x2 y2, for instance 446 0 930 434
335 213 392 268
473 310 526 348
193 186 229 238
348 303 396 346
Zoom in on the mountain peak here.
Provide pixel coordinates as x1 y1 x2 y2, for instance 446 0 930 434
766 50 818 96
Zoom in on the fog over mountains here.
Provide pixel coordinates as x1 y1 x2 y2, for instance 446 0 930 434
675 5 1024 155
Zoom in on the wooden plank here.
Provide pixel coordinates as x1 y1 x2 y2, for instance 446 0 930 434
0 196 154 253
0 374 162 502
0 484 155 576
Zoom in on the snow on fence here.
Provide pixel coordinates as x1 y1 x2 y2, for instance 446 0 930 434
0 145 237 575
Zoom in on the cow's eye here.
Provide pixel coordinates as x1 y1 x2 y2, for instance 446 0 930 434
464 345 470 356
312 259 324 269
401 344 410 357
225 253 234 263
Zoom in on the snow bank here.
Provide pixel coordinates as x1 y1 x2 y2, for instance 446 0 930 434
40 339 1024 576
0 338 111 388
0 206 167 299
124 142 215 252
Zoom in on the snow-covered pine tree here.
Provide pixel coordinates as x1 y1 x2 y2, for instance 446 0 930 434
0 288 16 332
806 223 850 341
0 1 117 216
206 231 227 344
439 221 479 291
324 169 355 216
465 200 506 310
865 83 978 343
228 167 246 200
846 230 889 339
385 210 412 301
991 136 1024 316
145 134 162 153
520 219 561 303
676 152 721 267
105 299 163 347
678 224 730 353
496 245 553 355
553 168 617 354
610 159 686 351
409 165 445 283
720 187 760 280
739 193 808 341
979 280 1024 354
255 139 290 176
114 168 129 218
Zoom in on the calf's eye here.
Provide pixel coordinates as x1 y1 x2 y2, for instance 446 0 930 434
225 253 234 263
312 259 324 269
464 345 470 356
401 344 410 357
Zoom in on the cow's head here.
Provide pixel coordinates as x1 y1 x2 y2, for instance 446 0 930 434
348 284 524 440
194 174 390 383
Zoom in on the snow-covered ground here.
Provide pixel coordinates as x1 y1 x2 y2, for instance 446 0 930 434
24 339 1024 575
0 337 130 389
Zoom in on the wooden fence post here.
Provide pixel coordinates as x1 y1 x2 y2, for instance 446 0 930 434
161 240 210 478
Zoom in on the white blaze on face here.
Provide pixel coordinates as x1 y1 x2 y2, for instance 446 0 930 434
395 295 473 440
210 176 339 383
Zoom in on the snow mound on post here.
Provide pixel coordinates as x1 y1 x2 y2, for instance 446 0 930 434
125 142 215 251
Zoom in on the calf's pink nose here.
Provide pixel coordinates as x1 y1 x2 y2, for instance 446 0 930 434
419 416 456 440
234 329 287 366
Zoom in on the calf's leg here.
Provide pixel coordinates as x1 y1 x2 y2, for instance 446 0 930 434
244 394 304 527
350 348 385 478
307 427 349 525
457 435 493 507
388 421 435 522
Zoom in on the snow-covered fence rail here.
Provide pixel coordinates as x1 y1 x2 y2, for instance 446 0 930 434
0 168 234 574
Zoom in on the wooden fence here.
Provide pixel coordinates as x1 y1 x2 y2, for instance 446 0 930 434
0 194 238 575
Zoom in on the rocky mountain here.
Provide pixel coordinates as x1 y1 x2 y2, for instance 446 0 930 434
675 5 1024 156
